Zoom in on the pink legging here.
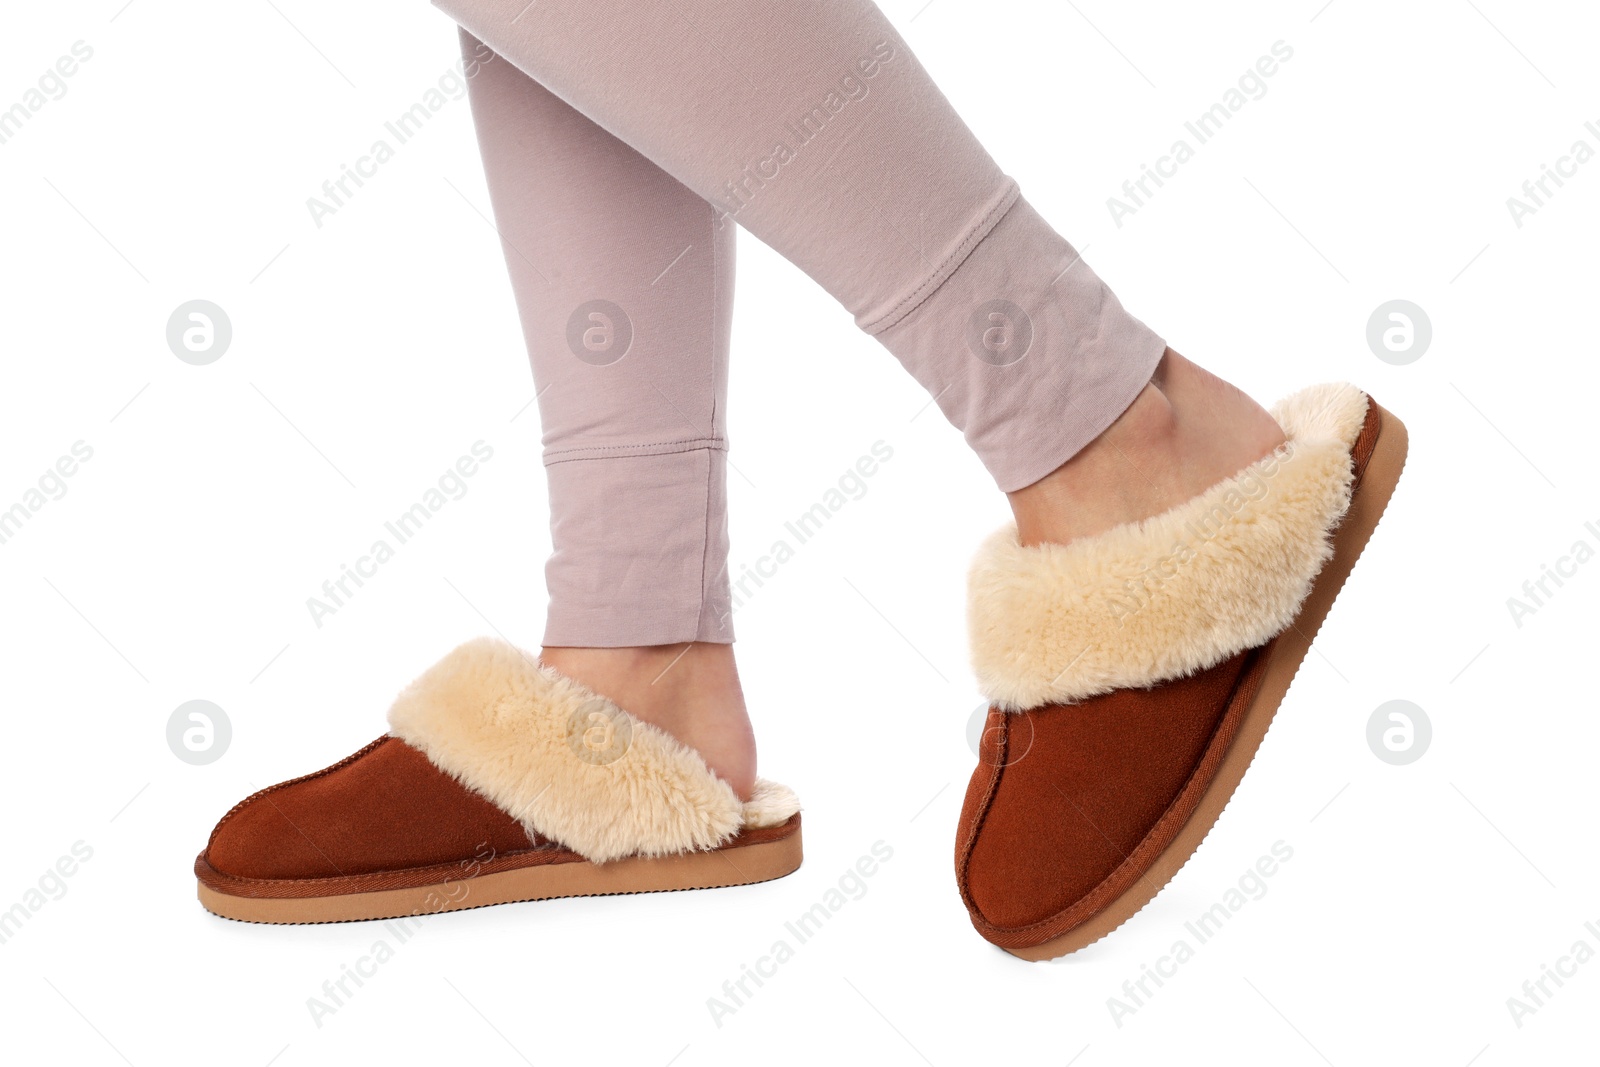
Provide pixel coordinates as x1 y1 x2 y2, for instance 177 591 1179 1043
443 0 1165 647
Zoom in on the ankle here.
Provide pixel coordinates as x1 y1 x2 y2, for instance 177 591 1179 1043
1007 381 1173 546
540 642 758 801
1008 349 1285 547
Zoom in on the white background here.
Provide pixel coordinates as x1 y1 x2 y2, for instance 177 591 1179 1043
2 0 1597 1064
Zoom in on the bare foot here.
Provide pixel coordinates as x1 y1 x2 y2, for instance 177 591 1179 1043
538 642 757 801
1008 349 1286 547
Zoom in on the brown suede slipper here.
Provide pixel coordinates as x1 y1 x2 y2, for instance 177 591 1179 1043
955 383 1406 960
195 638 802 924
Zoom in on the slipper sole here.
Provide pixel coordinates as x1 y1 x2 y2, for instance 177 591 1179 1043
196 814 802 925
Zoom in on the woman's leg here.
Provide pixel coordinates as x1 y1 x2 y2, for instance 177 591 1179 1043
453 2 1287 802
437 0 1174 488
459 29 754 795
437 0 1284 536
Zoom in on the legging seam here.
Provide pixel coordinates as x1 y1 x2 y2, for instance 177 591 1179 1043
858 177 1021 336
693 200 722 641
543 437 727 465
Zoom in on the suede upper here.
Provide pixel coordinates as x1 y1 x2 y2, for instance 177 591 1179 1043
203 736 538 883
197 733 803 898
958 653 1259 931
200 639 803 893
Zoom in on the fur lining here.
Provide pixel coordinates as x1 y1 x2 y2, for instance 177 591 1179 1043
968 383 1369 711
387 636 800 862
741 779 802 829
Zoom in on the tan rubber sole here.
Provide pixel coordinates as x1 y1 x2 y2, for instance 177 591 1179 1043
1007 401 1409 961
198 825 803 925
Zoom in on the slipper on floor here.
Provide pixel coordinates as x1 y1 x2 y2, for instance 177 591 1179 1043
195 637 802 924
955 383 1407 959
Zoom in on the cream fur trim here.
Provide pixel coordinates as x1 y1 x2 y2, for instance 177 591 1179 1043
387 636 800 862
968 383 1369 711
741 779 802 829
